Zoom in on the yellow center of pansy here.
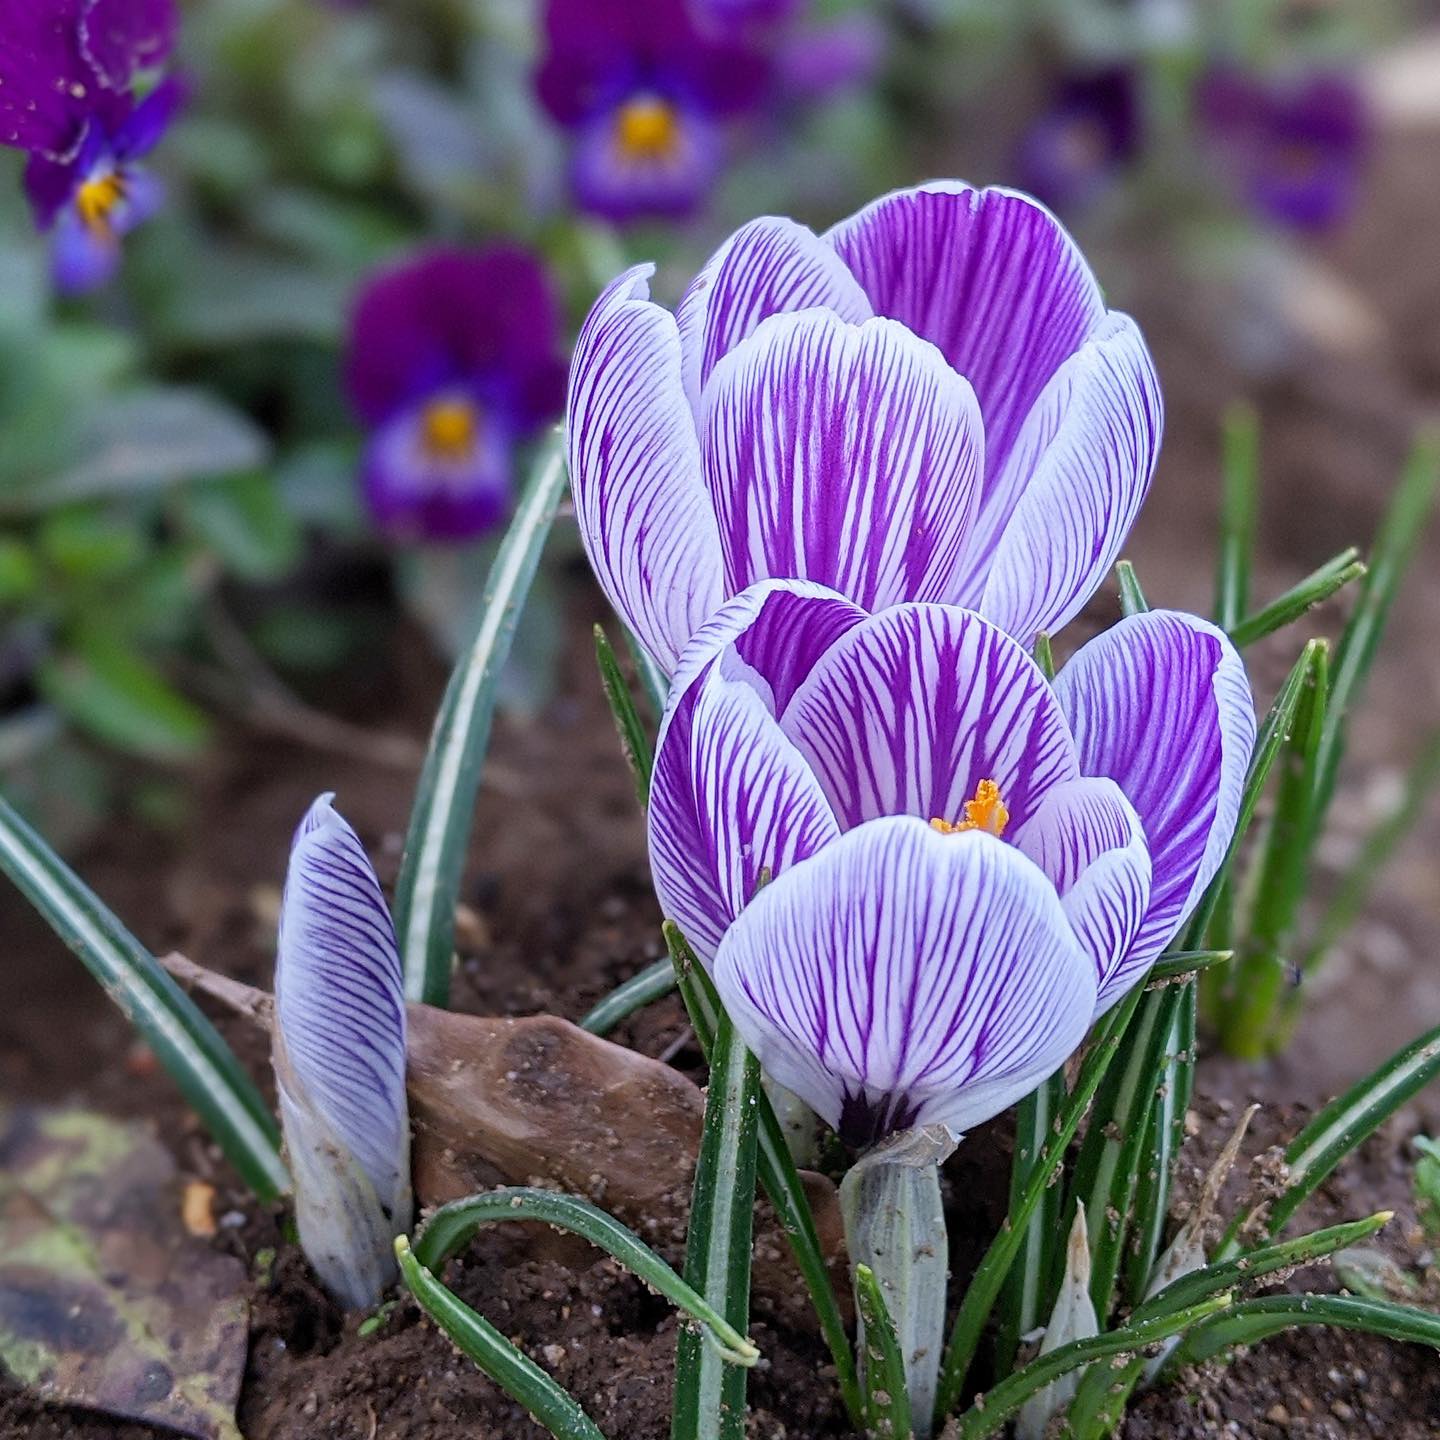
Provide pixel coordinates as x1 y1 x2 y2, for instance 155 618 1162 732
420 397 480 462
930 779 1010 838
75 170 125 234
615 96 681 159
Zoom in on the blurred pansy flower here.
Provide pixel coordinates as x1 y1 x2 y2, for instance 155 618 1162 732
275 794 411 1308
1016 68 1141 214
648 583 1253 1143
344 247 567 543
1197 66 1369 232
535 0 770 221
0 0 182 294
568 181 1162 672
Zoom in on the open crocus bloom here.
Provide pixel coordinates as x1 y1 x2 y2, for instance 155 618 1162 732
274 794 412 1308
649 582 1253 1143
568 181 1162 672
535 0 770 222
1 0 182 295
344 246 567 542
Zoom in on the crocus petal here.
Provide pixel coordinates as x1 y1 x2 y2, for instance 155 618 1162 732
1012 776 1151 1008
80 0 178 90
1055 611 1254 967
274 795 411 1307
675 216 872 409
975 313 1163 644
714 816 1096 1143
826 182 1105 483
650 579 862 958
781 603 1079 833
567 265 725 671
702 311 984 610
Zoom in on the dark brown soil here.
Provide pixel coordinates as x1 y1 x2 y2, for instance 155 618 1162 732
5 123 1440 1440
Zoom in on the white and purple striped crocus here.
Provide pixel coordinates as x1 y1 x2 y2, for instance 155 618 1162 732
274 794 412 1308
649 583 1254 1147
567 180 1163 673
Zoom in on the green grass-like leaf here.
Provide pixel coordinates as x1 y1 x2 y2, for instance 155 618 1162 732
395 1236 605 1440
1115 560 1148 617
1227 548 1365 648
594 624 654 809
0 794 287 1200
672 1013 761 1440
578 956 678 1037
854 1264 913 1440
392 435 567 1006
413 1186 757 1366
1214 400 1259 632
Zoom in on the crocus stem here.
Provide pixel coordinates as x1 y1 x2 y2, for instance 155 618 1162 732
840 1125 958 1438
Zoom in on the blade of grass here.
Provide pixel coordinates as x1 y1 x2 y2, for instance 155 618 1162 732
1228 549 1365 648
0 793 287 1200
664 923 863 1428
413 1186 757 1365
594 624 654 808
855 1263 913 1440
948 1296 1231 1440
579 957 677 1036
934 982 1147 1417
1221 641 1330 1058
1167 1293 1440 1370
1215 400 1259 631
671 1012 761 1440
393 435 567 1006
395 1236 606 1440
1219 1021 1440 1256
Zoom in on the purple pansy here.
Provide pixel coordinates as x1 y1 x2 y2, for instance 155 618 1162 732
1016 68 1142 214
534 0 770 222
1197 66 1369 233
1 0 182 295
343 246 567 543
568 181 1163 672
275 794 412 1308
648 582 1253 1144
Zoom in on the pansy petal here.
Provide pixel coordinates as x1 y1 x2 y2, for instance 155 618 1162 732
651 579 862 958
702 311 984 610
714 817 1096 1144
80 0 178 90
0 0 91 160
975 314 1163 644
1013 776 1151 1008
567 265 725 671
274 795 411 1221
781 603 1079 833
50 205 122 296
112 74 186 160
826 182 1104 481
569 103 724 224
1055 611 1254 965
675 216 872 410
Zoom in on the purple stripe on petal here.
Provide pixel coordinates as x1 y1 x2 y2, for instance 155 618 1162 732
780 603 1079 833
650 578 862 958
826 183 1104 487
275 794 410 1224
976 313 1163 644
1055 611 1254 969
675 216 872 410
701 311 984 611
1013 776 1151 1008
567 265 725 672
714 816 1096 1141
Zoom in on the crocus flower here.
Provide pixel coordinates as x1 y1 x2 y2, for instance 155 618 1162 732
648 582 1253 1145
274 794 412 1309
0 0 182 294
568 181 1163 672
1016 68 1141 214
1196 66 1369 232
344 247 567 542
534 0 770 222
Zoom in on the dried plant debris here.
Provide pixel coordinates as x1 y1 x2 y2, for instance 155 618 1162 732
0 1105 247 1440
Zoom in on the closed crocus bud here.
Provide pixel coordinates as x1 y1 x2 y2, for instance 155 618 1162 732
274 794 412 1309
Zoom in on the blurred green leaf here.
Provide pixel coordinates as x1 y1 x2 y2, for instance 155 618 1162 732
38 634 210 761
184 472 303 582
0 538 39 606
38 509 147 582
1414 1138 1440 1243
